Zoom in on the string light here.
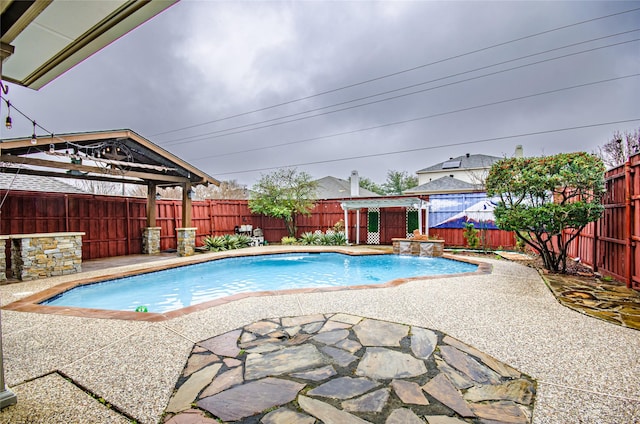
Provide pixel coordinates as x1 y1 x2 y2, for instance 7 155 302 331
4 101 11 129
30 121 37 145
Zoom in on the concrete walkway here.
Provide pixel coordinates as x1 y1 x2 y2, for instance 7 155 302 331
0 248 638 423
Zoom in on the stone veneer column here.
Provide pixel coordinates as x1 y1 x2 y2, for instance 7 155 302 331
176 227 197 257
10 232 84 281
0 236 8 282
142 227 161 254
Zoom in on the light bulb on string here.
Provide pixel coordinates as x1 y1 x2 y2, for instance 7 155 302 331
4 101 11 129
30 120 37 145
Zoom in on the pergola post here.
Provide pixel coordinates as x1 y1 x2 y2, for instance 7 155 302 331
0 50 18 411
356 209 361 244
343 206 349 244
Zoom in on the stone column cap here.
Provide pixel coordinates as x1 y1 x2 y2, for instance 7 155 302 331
175 227 198 231
8 232 86 239
143 227 162 230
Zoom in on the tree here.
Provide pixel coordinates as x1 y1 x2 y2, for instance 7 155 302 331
596 128 639 169
195 180 247 199
69 179 122 195
358 176 384 195
486 152 605 273
248 168 318 237
381 170 418 195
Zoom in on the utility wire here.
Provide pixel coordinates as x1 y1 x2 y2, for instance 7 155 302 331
165 37 640 146
210 118 640 177
163 28 640 145
188 73 640 161
151 6 640 138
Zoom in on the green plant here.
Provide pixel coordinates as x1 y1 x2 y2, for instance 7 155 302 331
299 231 321 245
319 232 335 245
248 168 318 237
281 236 297 245
204 235 227 252
332 231 347 245
233 234 253 248
601 275 613 282
224 234 241 250
487 152 605 272
463 223 480 249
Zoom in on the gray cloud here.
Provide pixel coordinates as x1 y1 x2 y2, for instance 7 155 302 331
2 1 639 187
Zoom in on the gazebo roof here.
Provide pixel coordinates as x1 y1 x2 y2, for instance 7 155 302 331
0 129 219 187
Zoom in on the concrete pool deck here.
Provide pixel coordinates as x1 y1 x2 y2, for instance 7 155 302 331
0 246 638 423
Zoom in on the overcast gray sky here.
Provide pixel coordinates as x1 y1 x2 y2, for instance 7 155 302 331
3 0 640 187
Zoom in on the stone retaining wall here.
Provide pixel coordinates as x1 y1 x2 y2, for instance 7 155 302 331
0 236 8 282
392 238 444 257
10 232 84 281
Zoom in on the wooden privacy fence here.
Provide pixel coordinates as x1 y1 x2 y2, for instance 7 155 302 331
1 192 517 264
564 153 640 289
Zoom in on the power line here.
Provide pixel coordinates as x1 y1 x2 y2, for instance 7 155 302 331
165 37 640 146
151 6 640 139
211 118 640 177
163 28 640 145
188 73 640 161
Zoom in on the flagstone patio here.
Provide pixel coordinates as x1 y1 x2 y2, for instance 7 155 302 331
164 314 536 423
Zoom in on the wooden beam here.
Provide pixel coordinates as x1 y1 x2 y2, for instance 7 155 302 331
182 182 192 227
0 154 190 183
0 167 147 185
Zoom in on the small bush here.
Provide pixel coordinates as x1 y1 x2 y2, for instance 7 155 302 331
281 236 297 245
299 232 321 245
332 231 347 245
320 232 335 245
204 234 253 251
204 235 227 252
463 223 479 249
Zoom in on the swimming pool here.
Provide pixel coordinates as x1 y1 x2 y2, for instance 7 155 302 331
42 252 477 313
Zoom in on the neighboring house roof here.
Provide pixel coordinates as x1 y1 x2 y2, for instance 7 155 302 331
0 173 88 194
417 154 502 173
314 176 380 199
404 175 481 195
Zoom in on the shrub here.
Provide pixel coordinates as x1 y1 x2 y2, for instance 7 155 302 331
319 232 335 245
204 234 253 251
463 223 480 249
204 235 227 252
299 232 321 245
332 231 347 245
281 236 297 245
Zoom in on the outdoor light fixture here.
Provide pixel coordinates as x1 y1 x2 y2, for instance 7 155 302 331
30 121 37 145
4 115 11 129
187 188 195 200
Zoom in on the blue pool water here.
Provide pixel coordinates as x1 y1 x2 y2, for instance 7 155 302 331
42 253 477 313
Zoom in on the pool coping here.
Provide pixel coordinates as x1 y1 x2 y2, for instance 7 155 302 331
1 247 491 322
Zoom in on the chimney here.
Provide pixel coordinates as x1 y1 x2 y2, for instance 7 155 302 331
350 170 360 197
514 145 524 158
